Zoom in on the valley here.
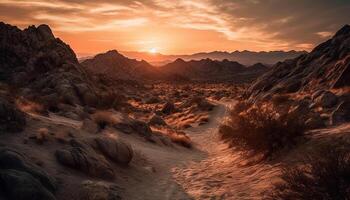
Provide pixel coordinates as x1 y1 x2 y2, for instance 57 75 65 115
0 21 350 200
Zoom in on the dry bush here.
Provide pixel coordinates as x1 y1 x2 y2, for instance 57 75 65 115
92 111 118 130
16 98 45 114
266 142 350 200
169 132 192 148
153 128 192 148
219 101 306 157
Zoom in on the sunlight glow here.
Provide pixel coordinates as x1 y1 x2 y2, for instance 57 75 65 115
149 48 158 54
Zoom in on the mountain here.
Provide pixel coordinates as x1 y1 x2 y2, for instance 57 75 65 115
121 50 306 66
248 24 350 100
81 50 162 81
0 22 98 107
161 58 269 82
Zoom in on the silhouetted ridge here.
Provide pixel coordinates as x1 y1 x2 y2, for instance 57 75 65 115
248 25 350 100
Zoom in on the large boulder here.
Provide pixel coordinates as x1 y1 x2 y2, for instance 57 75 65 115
0 148 56 199
330 101 350 125
55 139 114 180
0 169 56 200
94 137 133 165
0 98 26 133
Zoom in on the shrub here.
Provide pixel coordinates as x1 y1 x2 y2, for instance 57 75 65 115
92 111 118 130
169 132 192 148
219 101 306 157
266 142 350 200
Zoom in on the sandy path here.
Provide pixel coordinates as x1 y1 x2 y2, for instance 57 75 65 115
121 102 239 200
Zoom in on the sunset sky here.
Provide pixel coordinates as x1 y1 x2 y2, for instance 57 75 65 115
1 0 349 56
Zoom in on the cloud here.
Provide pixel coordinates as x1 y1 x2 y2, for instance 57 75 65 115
1 0 349 53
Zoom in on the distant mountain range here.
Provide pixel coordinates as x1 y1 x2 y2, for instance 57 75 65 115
120 50 307 66
79 50 306 66
81 50 269 83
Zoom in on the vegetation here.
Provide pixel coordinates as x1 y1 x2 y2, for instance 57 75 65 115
267 142 350 200
219 101 306 157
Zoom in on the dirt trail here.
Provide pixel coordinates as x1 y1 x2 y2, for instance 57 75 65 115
119 102 278 200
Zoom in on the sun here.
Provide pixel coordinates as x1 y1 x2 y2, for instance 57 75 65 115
149 48 157 54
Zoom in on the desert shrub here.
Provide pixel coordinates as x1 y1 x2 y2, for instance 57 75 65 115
169 132 192 148
92 111 118 130
266 142 350 200
219 101 306 157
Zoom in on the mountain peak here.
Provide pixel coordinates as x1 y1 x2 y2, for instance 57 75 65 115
334 24 350 37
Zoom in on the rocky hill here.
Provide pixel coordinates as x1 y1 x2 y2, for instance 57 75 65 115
0 22 98 108
248 24 350 100
81 50 163 81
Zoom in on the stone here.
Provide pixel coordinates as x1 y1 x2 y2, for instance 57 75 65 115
0 169 56 200
0 148 56 199
94 137 133 165
55 139 114 180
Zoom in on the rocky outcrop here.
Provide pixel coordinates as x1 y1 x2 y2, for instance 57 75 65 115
248 25 350 100
55 139 114 180
0 22 97 108
94 137 133 165
0 148 57 200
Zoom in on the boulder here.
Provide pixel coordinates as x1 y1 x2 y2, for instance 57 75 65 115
114 118 152 138
161 102 175 115
148 115 167 126
315 91 338 108
0 148 56 199
0 98 26 133
0 169 56 200
330 101 350 125
55 139 114 180
80 180 121 200
94 137 133 165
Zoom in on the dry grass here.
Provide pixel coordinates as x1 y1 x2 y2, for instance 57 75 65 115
16 98 45 114
92 111 119 130
152 127 192 148
219 101 306 157
267 142 350 200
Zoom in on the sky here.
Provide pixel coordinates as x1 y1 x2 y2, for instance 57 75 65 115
0 0 349 56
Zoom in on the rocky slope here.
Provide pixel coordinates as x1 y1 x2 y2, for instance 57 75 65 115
0 22 98 108
248 24 350 100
